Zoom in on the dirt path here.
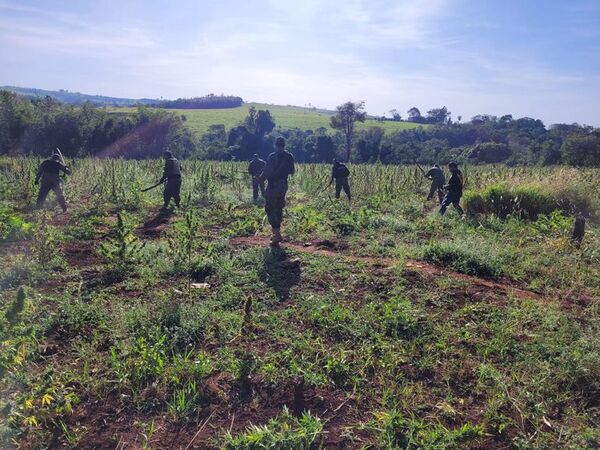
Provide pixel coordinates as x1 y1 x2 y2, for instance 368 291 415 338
230 235 545 301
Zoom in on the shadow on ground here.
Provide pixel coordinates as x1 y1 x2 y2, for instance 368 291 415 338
260 247 301 300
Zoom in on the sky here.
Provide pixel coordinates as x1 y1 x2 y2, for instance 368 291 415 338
1 0 599 126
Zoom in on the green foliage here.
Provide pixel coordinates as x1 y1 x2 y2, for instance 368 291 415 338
110 334 168 390
167 380 201 421
99 211 146 276
30 212 62 267
423 241 504 278
224 407 323 449
0 206 31 241
382 294 424 340
463 181 595 220
374 410 485 449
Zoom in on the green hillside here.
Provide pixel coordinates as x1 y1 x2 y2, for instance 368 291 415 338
114 103 427 136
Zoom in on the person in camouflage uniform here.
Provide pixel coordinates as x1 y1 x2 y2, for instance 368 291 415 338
248 153 266 202
255 137 295 246
440 162 464 216
159 151 182 209
330 159 351 200
35 153 71 212
424 164 445 204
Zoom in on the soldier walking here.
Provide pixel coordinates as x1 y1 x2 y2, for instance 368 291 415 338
248 153 266 202
35 152 71 212
255 137 295 247
159 151 182 209
424 164 445 204
439 162 464 216
330 159 351 201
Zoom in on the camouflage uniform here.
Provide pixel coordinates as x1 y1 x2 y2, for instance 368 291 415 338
425 166 445 203
440 169 464 216
331 162 351 200
160 156 182 208
248 157 266 201
260 149 295 232
35 156 71 212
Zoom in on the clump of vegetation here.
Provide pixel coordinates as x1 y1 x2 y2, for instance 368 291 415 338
0 207 31 241
30 212 62 268
464 182 595 220
224 407 323 449
373 410 485 449
98 211 146 279
423 241 504 278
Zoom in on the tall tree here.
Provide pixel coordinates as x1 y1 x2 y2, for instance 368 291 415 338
426 106 450 124
330 101 366 161
407 107 422 123
255 109 275 137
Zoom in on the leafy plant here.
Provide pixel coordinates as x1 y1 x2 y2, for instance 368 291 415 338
224 407 323 449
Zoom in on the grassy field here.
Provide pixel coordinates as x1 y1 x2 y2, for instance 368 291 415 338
113 103 427 136
0 158 599 449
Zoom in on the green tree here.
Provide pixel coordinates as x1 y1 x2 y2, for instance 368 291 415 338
562 131 600 166
330 101 366 162
255 110 275 137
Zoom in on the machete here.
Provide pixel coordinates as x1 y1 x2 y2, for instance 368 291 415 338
141 181 164 192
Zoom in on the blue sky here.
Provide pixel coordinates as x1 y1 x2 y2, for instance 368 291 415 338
1 0 599 125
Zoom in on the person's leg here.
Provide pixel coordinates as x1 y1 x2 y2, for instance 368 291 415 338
437 186 444 204
427 183 436 201
259 180 265 198
335 179 342 199
173 179 181 207
36 183 51 209
453 197 464 216
51 184 67 212
343 179 351 201
439 193 452 215
252 180 259 201
163 183 171 209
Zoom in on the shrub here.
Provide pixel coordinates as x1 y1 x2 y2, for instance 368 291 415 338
423 241 504 278
463 182 591 220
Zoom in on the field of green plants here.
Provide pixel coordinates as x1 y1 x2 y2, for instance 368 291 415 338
112 103 425 137
0 157 599 449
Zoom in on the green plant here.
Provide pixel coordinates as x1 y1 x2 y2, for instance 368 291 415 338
0 206 31 241
224 407 323 449
374 410 485 449
98 210 146 276
167 381 200 421
30 212 62 267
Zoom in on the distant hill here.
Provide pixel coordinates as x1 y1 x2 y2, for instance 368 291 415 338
0 86 158 106
2 86 425 135
113 103 424 136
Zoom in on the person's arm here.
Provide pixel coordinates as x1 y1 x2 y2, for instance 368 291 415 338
35 162 45 184
289 155 295 176
59 162 71 176
159 161 168 183
425 169 433 179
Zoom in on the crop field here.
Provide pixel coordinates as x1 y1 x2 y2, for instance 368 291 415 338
0 158 599 449
112 103 426 137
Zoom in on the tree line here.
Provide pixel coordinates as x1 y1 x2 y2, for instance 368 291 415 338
156 94 243 109
1 90 599 166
